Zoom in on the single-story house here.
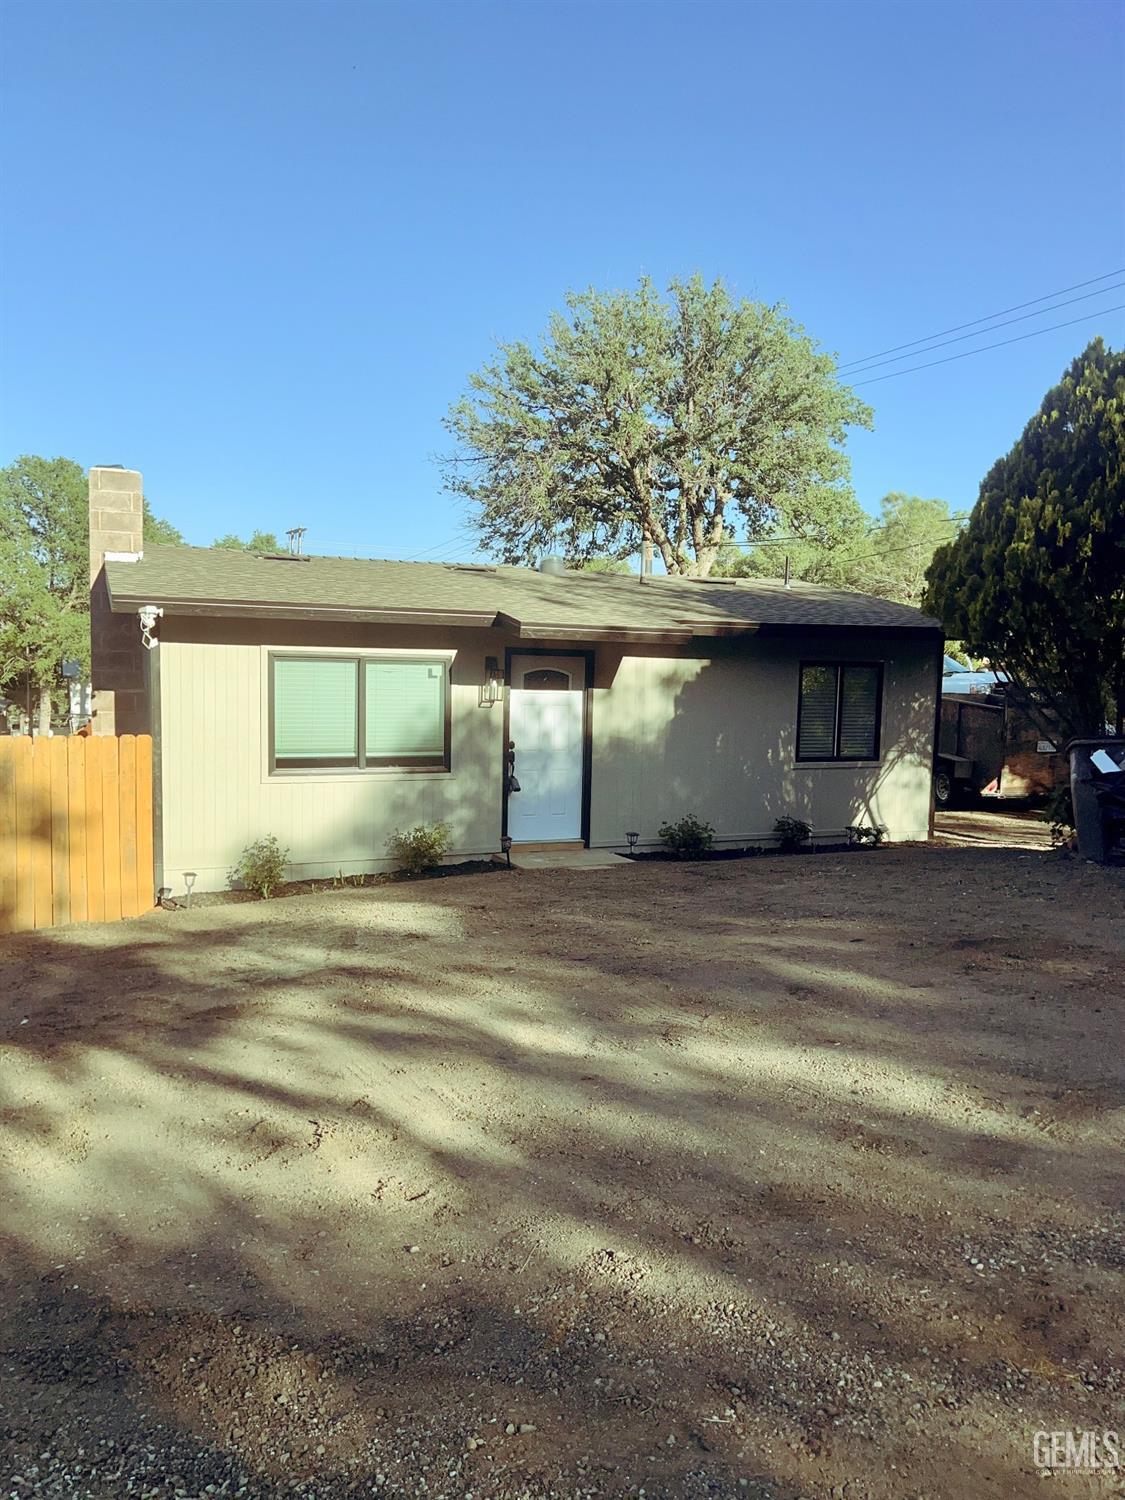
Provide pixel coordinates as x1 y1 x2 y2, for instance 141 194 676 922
88 468 943 894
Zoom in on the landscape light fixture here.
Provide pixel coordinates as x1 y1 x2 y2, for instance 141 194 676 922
625 830 639 852
480 656 505 707
183 871 197 908
500 834 513 868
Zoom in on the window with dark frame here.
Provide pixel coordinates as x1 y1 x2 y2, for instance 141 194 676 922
797 662 882 761
270 654 450 772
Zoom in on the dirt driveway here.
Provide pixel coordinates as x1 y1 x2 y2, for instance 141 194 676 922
1 844 1123 1500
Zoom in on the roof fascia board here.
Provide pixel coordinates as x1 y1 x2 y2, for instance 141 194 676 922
514 622 696 644
107 592 497 629
753 620 942 638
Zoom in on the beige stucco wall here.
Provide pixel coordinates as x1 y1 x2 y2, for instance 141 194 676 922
155 617 937 893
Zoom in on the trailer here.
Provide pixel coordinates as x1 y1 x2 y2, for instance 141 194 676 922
935 687 1069 807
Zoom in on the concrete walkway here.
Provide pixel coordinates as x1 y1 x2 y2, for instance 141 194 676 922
508 847 633 870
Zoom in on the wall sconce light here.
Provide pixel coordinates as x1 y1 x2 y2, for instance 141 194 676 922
480 656 505 708
625 830 639 853
500 833 513 868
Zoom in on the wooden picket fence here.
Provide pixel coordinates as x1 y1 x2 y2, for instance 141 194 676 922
0 734 154 934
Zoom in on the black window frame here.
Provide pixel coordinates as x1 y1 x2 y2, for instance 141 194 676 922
268 652 452 775
796 660 884 763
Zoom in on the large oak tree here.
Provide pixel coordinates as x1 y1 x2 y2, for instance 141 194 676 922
444 276 872 576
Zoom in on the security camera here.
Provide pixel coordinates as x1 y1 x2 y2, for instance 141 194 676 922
138 604 164 650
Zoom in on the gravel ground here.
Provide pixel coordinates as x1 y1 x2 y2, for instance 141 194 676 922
1 839 1123 1500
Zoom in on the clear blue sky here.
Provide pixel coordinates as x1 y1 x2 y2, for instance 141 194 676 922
2 0 1123 559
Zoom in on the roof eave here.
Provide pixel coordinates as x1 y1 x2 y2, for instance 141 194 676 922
107 589 498 630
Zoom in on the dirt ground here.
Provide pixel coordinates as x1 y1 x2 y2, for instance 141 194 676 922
1 840 1122 1500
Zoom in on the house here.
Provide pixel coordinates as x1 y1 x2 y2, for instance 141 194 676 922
88 468 943 894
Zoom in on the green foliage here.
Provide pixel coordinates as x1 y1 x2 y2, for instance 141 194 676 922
1046 784 1076 849
388 821 452 875
657 813 715 859
444 275 871 577
229 834 289 898
774 815 812 851
0 456 182 725
845 823 885 847
943 641 973 667
143 501 184 545
728 492 964 604
0 456 91 725
212 530 282 551
576 557 633 574
923 338 1125 737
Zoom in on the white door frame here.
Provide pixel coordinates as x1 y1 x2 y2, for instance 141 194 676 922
503 647 592 845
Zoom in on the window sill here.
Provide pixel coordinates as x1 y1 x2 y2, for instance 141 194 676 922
795 759 883 768
265 765 452 783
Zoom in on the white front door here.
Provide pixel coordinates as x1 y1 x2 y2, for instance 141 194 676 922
508 654 586 843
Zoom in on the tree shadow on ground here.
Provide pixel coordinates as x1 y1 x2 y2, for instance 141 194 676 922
1 847 1123 1498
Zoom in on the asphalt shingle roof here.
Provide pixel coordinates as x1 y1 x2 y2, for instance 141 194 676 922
106 545 941 639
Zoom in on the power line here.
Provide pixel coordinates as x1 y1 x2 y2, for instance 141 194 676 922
850 305 1125 387
831 525 965 567
297 532 475 562
839 268 1125 371
842 282 1125 376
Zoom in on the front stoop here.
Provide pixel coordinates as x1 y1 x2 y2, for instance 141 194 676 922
504 846 633 870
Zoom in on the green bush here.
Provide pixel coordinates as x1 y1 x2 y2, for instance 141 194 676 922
388 821 452 875
1046 783 1076 849
774 815 812 851
229 834 289 899
658 813 715 860
845 823 885 848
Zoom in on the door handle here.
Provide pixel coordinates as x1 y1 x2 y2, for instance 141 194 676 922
506 739 521 793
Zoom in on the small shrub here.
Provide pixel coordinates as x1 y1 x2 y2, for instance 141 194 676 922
229 834 289 899
845 823 885 848
658 813 715 860
1046 783 1076 849
388 821 452 875
774 815 812 851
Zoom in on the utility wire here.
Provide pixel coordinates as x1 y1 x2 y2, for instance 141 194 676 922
842 282 1125 376
839 268 1125 371
829 526 965 566
850 305 1125 387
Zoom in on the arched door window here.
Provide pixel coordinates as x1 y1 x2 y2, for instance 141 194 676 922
522 668 571 690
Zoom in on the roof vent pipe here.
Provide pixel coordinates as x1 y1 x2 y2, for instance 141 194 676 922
539 555 566 575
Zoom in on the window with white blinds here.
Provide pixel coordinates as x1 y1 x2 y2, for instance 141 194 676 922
797 662 882 761
365 660 445 760
271 654 449 771
273 658 358 765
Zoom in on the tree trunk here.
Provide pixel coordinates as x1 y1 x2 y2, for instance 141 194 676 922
36 683 52 736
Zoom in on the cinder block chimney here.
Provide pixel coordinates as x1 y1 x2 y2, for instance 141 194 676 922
88 465 147 735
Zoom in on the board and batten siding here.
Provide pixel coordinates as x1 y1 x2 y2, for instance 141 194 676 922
588 632 937 850
156 618 936 894
158 631 504 893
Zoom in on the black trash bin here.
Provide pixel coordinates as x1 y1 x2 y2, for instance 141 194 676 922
1067 739 1125 863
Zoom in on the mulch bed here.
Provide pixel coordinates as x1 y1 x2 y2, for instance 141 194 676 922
176 859 509 908
626 841 867 862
